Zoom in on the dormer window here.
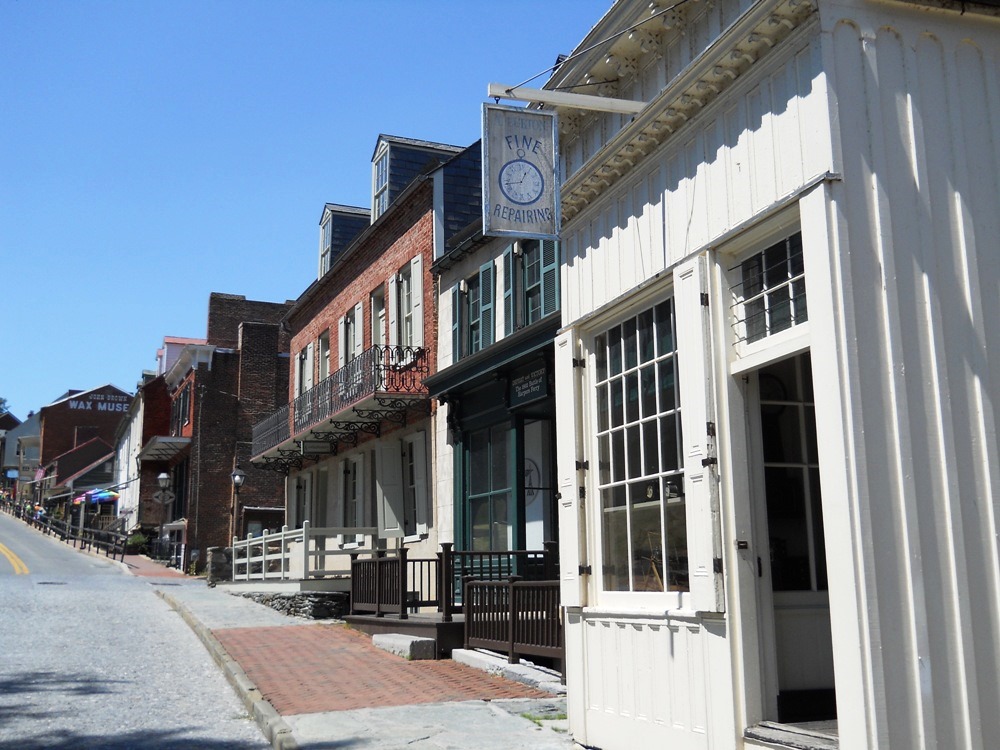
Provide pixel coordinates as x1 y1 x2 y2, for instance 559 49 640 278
319 218 333 277
373 147 389 220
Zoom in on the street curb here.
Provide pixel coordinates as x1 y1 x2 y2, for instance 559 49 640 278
155 589 299 750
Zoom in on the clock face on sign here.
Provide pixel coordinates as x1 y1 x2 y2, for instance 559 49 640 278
499 158 544 205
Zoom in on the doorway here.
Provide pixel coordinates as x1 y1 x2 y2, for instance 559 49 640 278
750 353 837 725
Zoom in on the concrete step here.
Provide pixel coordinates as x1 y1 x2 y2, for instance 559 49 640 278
372 633 437 660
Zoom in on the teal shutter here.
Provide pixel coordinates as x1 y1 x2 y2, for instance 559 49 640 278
503 245 514 336
540 240 559 318
451 285 462 362
480 260 495 348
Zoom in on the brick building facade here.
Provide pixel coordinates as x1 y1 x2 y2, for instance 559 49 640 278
156 293 293 569
38 385 132 468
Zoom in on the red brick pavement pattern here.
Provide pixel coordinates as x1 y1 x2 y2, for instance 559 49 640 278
123 555 187 578
214 624 549 715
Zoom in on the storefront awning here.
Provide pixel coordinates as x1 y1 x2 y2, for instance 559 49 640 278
137 436 191 463
424 317 560 398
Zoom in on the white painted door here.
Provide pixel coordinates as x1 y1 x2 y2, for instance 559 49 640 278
749 353 836 724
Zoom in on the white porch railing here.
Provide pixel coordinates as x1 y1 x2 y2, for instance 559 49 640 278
231 520 379 581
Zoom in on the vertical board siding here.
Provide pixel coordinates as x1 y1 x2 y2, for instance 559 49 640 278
827 9 1000 748
582 616 711 749
562 30 828 324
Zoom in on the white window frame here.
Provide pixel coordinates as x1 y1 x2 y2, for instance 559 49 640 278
318 330 330 382
725 214 810 374
585 257 723 614
319 217 333 277
372 146 389 220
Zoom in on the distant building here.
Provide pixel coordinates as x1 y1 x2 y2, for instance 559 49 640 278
147 293 293 569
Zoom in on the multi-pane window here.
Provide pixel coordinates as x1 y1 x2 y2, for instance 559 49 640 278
402 440 417 537
594 299 688 593
373 149 389 219
467 423 511 551
343 456 361 529
732 232 806 345
467 274 482 355
318 331 330 381
397 264 414 348
371 289 386 347
171 384 191 435
759 353 826 592
343 308 358 364
523 241 543 324
453 261 494 361
503 240 559 334
320 219 333 277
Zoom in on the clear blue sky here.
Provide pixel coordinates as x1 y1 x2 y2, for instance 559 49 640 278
0 0 611 418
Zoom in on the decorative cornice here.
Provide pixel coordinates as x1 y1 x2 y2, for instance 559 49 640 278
553 0 816 224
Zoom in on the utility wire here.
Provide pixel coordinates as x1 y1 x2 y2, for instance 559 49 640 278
506 0 697 92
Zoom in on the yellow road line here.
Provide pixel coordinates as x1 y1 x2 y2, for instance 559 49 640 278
0 542 29 575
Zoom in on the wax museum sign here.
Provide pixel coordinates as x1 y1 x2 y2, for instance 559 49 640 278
483 104 559 240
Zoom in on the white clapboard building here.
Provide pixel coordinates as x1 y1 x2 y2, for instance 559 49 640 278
532 0 1000 747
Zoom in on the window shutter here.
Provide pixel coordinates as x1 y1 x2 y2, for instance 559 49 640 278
479 260 495 348
337 316 346 369
305 342 315 391
674 256 724 612
388 273 399 347
337 458 347 528
410 255 423 348
376 439 404 538
451 285 462 363
503 245 514 335
411 431 428 535
554 329 586 608
353 302 364 359
540 240 560 318
293 350 302 398
354 453 365 542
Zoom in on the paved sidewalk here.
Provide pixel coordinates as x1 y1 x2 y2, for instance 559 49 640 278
128 565 574 750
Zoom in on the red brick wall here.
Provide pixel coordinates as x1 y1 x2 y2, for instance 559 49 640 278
170 320 289 559
287 181 438 402
206 293 293 350
39 385 132 466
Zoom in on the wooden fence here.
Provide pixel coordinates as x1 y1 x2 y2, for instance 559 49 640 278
463 578 564 666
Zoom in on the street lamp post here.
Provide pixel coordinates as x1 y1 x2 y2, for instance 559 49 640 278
231 466 246 538
157 472 170 559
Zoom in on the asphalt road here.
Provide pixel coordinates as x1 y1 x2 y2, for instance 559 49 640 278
0 511 271 750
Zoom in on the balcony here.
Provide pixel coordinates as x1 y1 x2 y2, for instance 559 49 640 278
252 344 429 466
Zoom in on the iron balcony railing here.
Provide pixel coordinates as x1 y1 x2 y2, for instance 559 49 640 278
251 403 290 457
252 344 428 457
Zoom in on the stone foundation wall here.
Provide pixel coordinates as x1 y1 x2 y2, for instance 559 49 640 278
236 591 349 620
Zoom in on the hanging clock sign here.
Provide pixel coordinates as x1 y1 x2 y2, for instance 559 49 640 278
483 104 560 240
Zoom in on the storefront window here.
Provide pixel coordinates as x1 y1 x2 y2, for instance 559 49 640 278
595 299 687 593
467 423 511 551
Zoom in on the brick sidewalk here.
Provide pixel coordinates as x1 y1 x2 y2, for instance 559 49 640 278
214 623 550 715
123 554 188 578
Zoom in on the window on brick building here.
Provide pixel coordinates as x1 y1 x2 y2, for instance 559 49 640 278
388 256 423 353
318 331 330 382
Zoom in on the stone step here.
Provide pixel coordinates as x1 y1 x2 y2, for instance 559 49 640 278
372 633 437 660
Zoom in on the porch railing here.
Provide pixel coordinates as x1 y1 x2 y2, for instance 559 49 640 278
464 578 564 666
350 547 441 619
252 344 428 457
232 520 378 581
